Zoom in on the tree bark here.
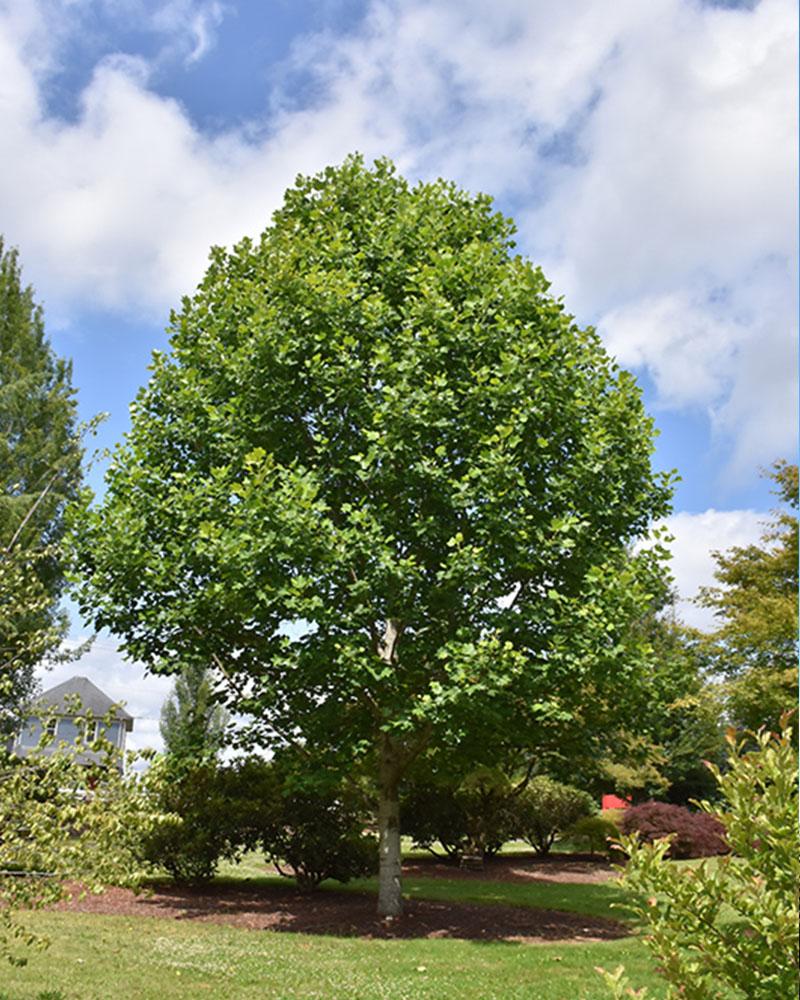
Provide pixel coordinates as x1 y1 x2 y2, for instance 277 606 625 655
377 734 403 917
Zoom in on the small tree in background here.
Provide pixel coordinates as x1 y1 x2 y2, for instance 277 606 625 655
140 664 233 883
698 461 798 733
568 815 621 858
159 662 229 761
600 722 799 999
516 776 594 856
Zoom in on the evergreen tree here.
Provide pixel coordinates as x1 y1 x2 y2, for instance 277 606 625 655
0 238 82 733
159 662 229 760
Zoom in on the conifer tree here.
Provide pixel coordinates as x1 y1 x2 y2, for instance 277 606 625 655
0 239 82 733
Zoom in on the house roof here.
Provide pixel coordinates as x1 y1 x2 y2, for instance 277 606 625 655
34 676 134 731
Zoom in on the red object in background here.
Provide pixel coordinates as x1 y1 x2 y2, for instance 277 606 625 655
602 793 631 810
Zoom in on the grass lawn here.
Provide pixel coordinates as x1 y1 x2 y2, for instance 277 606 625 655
216 853 632 923
0 911 666 1000
0 848 660 998
344 875 629 922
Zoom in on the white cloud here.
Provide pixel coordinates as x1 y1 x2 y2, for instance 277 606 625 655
660 507 765 630
599 289 744 409
150 0 228 66
529 0 797 473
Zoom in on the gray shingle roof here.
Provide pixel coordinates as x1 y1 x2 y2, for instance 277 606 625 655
35 676 134 731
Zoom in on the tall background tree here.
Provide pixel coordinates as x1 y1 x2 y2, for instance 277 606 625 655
70 157 672 916
698 461 798 733
159 663 229 761
0 239 82 735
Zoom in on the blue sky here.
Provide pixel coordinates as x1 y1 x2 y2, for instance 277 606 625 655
1 0 795 748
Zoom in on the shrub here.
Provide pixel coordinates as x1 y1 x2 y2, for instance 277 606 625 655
515 776 594 855
401 767 517 863
0 727 158 966
456 768 517 859
620 801 727 859
138 759 237 884
599 724 800 1000
401 781 468 861
568 815 621 857
265 789 377 892
138 756 281 884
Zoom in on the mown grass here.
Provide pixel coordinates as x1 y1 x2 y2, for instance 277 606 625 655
216 852 632 923
355 874 630 922
0 911 665 1000
0 846 659 998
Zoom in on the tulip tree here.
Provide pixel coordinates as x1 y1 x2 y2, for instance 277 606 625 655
70 157 672 916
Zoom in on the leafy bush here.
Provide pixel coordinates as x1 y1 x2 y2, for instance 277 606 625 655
620 801 727 859
0 724 158 966
400 781 468 860
456 768 518 859
600 724 800 1000
138 759 237 884
401 767 517 863
515 776 594 855
264 789 377 891
139 756 280 884
568 815 621 857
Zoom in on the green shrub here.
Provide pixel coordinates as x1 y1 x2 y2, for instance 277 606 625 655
456 768 518 859
401 767 517 863
138 759 236 884
139 757 280 885
515 776 594 855
400 781 468 860
600 724 800 999
265 789 377 891
568 815 621 857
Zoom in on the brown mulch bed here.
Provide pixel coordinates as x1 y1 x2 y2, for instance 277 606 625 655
55 879 627 943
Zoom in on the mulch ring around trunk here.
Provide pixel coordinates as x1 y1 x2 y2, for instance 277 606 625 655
55 881 627 943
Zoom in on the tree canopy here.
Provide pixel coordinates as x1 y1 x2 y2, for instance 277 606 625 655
0 239 82 734
698 461 798 732
70 156 672 915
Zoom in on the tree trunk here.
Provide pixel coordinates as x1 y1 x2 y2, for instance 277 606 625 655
377 736 403 917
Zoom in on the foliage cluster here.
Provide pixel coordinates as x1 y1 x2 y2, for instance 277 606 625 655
601 724 799 999
515 776 595 856
158 663 229 762
263 785 377 891
699 461 798 733
138 756 376 890
619 802 727 860
402 769 594 861
0 715 161 966
0 239 83 735
567 815 622 858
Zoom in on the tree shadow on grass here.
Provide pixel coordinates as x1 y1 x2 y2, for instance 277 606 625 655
60 881 630 943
